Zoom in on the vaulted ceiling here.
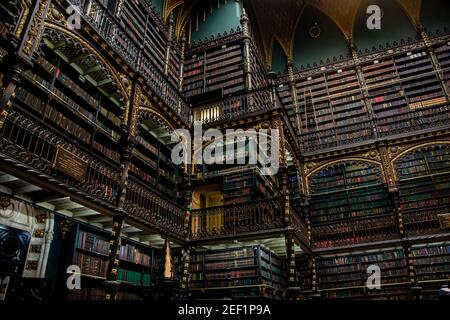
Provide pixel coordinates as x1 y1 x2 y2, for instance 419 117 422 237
162 0 423 63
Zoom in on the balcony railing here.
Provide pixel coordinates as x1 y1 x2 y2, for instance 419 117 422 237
299 104 450 153
375 103 450 137
190 197 285 240
299 120 375 153
66 0 190 124
0 108 120 206
0 108 188 237
124 177 186 237
195 87 278 125
311 214 399 249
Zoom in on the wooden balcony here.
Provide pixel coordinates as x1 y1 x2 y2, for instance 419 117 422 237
193 87 279 125
299 104 450 154
0 108 187 240
189 197 309 246
65 0 190 124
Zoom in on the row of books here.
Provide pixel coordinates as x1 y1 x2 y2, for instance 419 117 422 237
15 87 46 113
411 245 450 257
56 68 99 108
68 288 105 300
117 268 152 286
203 248 256 262
204 269 257 280
119 244 152 267
73 252 108 278
132 149 158 169
136 135 159 155
183 38 262 99
129 163 157 185
92 141 120 162
22 71 121 148
76 231 110 256
45 105 91 144
53 87 96 123
38 57 121 127
190 246 285 289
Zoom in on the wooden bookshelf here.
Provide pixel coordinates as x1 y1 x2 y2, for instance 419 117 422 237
119 0 167 74
276 38 450 152
129 126 182 204
189 246 285 299
435 41 450 95
309 162 394 249
317 248 410 299
15 48 122 165
411 243 450 284
184 43 244 98
67 223 163 300
288 165 302 213
395 144 450 236
296 256 312 292
184 34 267 108
223 169 278 206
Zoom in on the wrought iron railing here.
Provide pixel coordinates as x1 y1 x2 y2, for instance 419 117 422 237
299 120 375 153
189 197 285 239
194 86 278 125
66 0 190 124
0 109 120 205
299 104 450 153
375 103 450 137
311 214 399 249
124 177 186 237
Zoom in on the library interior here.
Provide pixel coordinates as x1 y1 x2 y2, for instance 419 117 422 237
0 0 449 301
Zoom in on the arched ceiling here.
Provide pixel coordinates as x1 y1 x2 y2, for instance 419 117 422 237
161 0 423 62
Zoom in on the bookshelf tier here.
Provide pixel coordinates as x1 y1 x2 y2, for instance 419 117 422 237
277 38 450 153
189 246 286 299
395 144 450 236
309 162 393 249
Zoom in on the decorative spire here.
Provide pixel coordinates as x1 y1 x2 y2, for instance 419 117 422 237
163 238 173 279
240 6 249 38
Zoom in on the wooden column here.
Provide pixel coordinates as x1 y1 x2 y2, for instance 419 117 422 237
116 83 141 210
164 14 174 76
403 242 422 299
104 215 124 300
179 247 191 291
179 36 186 93
299 159 312 246
274 118 289 223
0 62 26 129
240 8 252 91
285 232 297 288
183 171 192 239
311 257 321 298
377 142 404 238
417 24 450 102
104 82 140 300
